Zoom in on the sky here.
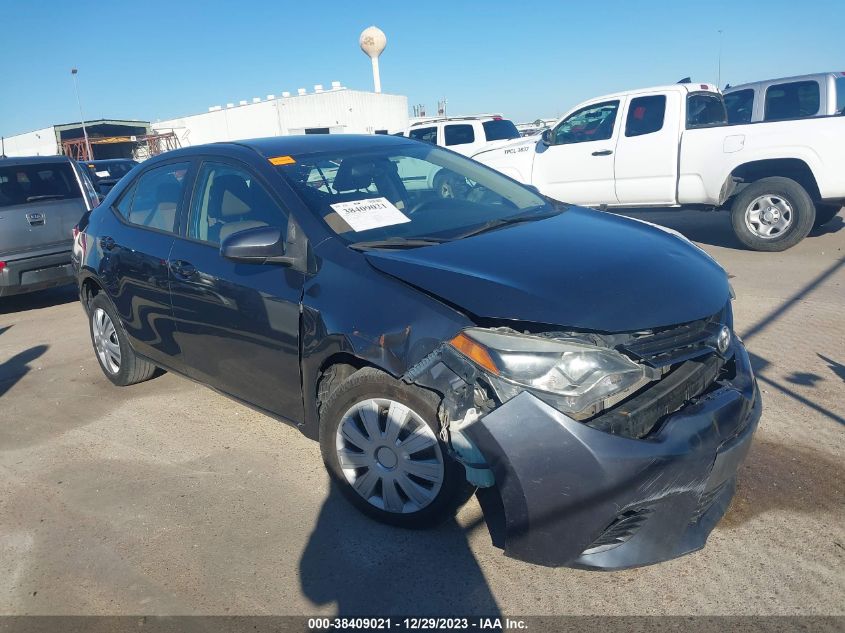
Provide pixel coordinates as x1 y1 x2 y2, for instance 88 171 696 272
1 0 843 137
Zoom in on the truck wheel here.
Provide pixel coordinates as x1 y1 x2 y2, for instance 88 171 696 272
88 293 158 386
319 367 467 528
730 177 815 251
813 203 842 229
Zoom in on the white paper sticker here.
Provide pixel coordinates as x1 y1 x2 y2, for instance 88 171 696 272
329 197 410 232
94 170 110 177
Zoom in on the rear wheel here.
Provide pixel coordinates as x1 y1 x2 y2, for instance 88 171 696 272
813 203 842 229
730 177 815 251
319 367 467 528
88 293 157 386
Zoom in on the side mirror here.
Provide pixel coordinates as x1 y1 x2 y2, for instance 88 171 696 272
541 128 554 146
220 225 295 266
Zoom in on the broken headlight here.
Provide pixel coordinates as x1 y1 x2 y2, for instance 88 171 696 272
449 328 655 419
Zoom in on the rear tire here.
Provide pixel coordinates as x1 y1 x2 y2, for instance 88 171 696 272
319 367 467 528
730 177 815 252
88 293 157 386
813 203 842 229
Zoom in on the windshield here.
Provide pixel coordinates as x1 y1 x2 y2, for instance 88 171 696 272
276 143 555 245
0 162 82 208
85 160 137 182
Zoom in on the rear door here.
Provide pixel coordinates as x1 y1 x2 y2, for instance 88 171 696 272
614 91 680 205
531 99 622 205
0 161 87 257
100 160 193 365
168 158 304 421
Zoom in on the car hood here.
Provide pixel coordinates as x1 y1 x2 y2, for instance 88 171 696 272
364 207 730 332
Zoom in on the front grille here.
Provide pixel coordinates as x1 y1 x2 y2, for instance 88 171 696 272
587 307 730 438
621 308 727 368
582 508 653 554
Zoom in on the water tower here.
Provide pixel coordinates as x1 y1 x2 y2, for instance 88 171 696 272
359 26 386 93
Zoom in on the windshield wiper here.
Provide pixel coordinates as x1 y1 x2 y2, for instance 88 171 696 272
348 237 448 251
26 194 68 202
453 209 561 240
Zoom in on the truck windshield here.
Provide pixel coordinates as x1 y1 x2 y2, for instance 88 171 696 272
277 143 558 245
0 163 82 208
482 119 520 141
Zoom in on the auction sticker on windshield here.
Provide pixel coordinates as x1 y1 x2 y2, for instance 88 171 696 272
330 197 411 232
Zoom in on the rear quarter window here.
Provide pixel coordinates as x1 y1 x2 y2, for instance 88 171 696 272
764 80 820 120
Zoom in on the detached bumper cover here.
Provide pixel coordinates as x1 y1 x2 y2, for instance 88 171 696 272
465 342 760 569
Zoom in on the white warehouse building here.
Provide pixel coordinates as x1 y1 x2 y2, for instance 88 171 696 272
152 82 409 147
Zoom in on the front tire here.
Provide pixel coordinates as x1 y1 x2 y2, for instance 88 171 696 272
88 293 157 386
319 367 467 528
730 177 815 252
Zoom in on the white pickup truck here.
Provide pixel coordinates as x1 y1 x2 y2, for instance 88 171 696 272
471 82 845 251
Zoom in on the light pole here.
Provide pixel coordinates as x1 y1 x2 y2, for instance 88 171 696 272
717 30 723 89
70 68 93 160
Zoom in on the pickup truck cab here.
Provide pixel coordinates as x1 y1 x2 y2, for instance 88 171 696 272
724 72 845 123
472 83 845 251
0 155 99 297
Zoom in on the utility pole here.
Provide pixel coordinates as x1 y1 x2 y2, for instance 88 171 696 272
717 30 723 89
70 68 93 160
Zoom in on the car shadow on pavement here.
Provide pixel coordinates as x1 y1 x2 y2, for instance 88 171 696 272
0 344 48 399
299 481 500 617
0 284 78 315
615 208 843 249
721 438 845 529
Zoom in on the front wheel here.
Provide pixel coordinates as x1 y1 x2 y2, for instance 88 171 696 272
319 367 468 528
730 177 815 252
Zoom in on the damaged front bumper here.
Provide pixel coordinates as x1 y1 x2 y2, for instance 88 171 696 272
460 342 761 570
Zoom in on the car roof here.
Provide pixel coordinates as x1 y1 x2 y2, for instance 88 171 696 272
81 158 137 164
725 71 843 92
0 155 73 166
158 134 419 161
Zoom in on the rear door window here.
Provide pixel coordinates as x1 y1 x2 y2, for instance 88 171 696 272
724 89 755 123
482 119 520 141
0 162 81 208
444 124 475 146
408 127 437 144
115 162 190 233
686 93 727 128
625 95 666 136
764 80 820 120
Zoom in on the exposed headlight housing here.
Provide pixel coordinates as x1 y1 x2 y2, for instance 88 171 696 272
450 328 657 419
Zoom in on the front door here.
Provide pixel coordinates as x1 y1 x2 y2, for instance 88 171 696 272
168 159 304 421
531 99 622 206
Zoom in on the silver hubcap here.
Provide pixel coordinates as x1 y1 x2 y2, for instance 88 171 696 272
335 398 444 514
745 194 793 239
92 308 121 374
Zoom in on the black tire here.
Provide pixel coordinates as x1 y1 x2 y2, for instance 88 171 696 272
88 293 157 386
813 203 842 229
730 177 815 252
319 366 468 528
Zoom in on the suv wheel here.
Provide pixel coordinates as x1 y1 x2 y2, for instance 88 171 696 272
319 367 467 527
730 177 815 251
88 293 158 386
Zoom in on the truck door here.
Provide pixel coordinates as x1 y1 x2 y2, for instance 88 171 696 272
614 91 680 205
531 99 622 206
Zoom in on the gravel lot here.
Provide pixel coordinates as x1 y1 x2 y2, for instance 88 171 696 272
1 209 843 616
